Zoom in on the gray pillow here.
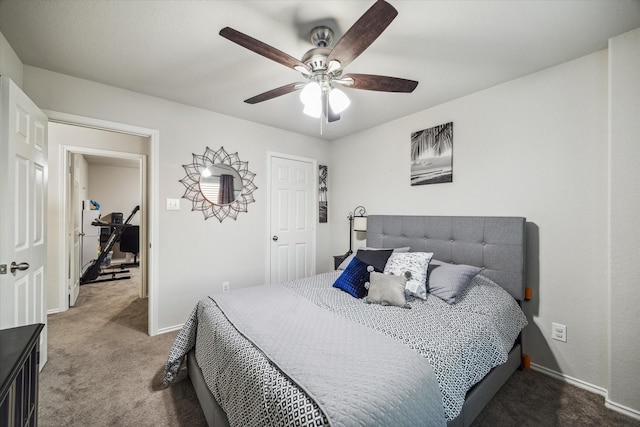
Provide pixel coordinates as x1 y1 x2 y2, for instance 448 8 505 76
427 260 482 304
337 247 410 270
364 272 410 309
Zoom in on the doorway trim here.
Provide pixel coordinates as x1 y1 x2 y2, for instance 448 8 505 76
265 151 317 284
62 146 145 301
44 110 160 336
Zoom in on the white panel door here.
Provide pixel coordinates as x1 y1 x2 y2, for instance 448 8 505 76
269 155 315 283
68 153 81 306
0 76 48 367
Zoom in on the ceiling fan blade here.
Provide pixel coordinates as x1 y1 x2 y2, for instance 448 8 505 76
327 0 398 69
220 27 308 71
339 73 418 93
328 104 341 122
244 82 305 104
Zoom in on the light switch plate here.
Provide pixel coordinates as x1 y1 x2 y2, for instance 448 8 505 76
166 198 180 210
551 322 567 342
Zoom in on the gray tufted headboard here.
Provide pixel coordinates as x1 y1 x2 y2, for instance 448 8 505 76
366 215 526 300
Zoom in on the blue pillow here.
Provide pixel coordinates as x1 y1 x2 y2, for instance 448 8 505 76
333 257 371 298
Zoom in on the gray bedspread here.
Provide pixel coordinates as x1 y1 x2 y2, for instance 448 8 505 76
211 284 446 427
164 271 527 425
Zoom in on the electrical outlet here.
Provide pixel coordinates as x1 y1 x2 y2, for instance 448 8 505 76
552 322 567 342
166 198 180 210
222 281 230 293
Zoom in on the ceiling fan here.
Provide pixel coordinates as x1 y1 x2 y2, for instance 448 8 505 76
219 0 418 123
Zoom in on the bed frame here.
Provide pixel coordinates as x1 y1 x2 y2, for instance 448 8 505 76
187 215 526 427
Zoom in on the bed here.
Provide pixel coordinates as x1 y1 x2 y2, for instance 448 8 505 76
165 215 527 426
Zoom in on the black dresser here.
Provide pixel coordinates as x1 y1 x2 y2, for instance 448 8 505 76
0 324 44 427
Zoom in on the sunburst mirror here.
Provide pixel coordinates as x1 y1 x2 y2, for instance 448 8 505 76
179 146 257 222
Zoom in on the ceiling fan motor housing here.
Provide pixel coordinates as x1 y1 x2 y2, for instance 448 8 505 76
310 26 334 48
302 47 331 73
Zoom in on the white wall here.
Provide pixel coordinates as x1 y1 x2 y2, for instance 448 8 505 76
0 30 23 87
88 163 141 259
25 66 332 331
330 51 610 390
88 164 141 226
608 27 640 414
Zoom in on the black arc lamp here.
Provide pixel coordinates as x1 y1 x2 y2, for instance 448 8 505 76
346 206 367 255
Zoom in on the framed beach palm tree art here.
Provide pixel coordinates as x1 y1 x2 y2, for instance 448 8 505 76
319 165 328 223
410 122 453 185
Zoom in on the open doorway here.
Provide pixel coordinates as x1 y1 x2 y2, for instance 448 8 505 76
71 151 144 304
47 117 159 335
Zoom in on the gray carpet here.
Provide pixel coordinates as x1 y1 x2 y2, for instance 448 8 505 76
39 269 206 426
39 270 640 426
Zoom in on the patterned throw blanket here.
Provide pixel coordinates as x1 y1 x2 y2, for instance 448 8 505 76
165 272 527 425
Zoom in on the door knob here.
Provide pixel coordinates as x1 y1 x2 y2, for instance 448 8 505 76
79 232 86 237
272 236 278 241
10 262 30 273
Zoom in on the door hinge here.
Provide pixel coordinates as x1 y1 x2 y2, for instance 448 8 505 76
0 264 6 274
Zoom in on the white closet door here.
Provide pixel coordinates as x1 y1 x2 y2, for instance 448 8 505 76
269 155 316 284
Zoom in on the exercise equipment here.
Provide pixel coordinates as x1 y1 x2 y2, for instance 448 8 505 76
80 205 139 285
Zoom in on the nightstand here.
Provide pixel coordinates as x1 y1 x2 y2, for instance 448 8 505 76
333 254 349 270
0 323 44 427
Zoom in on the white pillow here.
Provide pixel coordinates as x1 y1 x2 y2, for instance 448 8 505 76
337 247 410 270
383 252 433 299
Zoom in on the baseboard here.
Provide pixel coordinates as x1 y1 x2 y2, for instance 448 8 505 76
531 362 640 421
156 323 184 334
47 308 63 315
605 399 640 421
530 362 607 396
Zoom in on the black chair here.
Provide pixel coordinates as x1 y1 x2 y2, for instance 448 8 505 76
119 225 140 265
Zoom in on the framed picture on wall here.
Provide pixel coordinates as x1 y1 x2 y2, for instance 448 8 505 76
410 122 453 185
319 165 328 223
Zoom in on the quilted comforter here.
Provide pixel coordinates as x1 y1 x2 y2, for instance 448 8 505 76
164 271 527 426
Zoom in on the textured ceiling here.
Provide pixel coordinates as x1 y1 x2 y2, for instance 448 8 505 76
1 0 639 140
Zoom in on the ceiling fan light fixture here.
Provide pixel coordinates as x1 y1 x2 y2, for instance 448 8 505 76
221 0 417 126
303 103 322 118
329 88 350 114
300 81 321 106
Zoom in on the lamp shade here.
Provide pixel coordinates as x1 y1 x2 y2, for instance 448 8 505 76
353 216 367 232
329 88 350 114
303 103 322 118
300 82 321 106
